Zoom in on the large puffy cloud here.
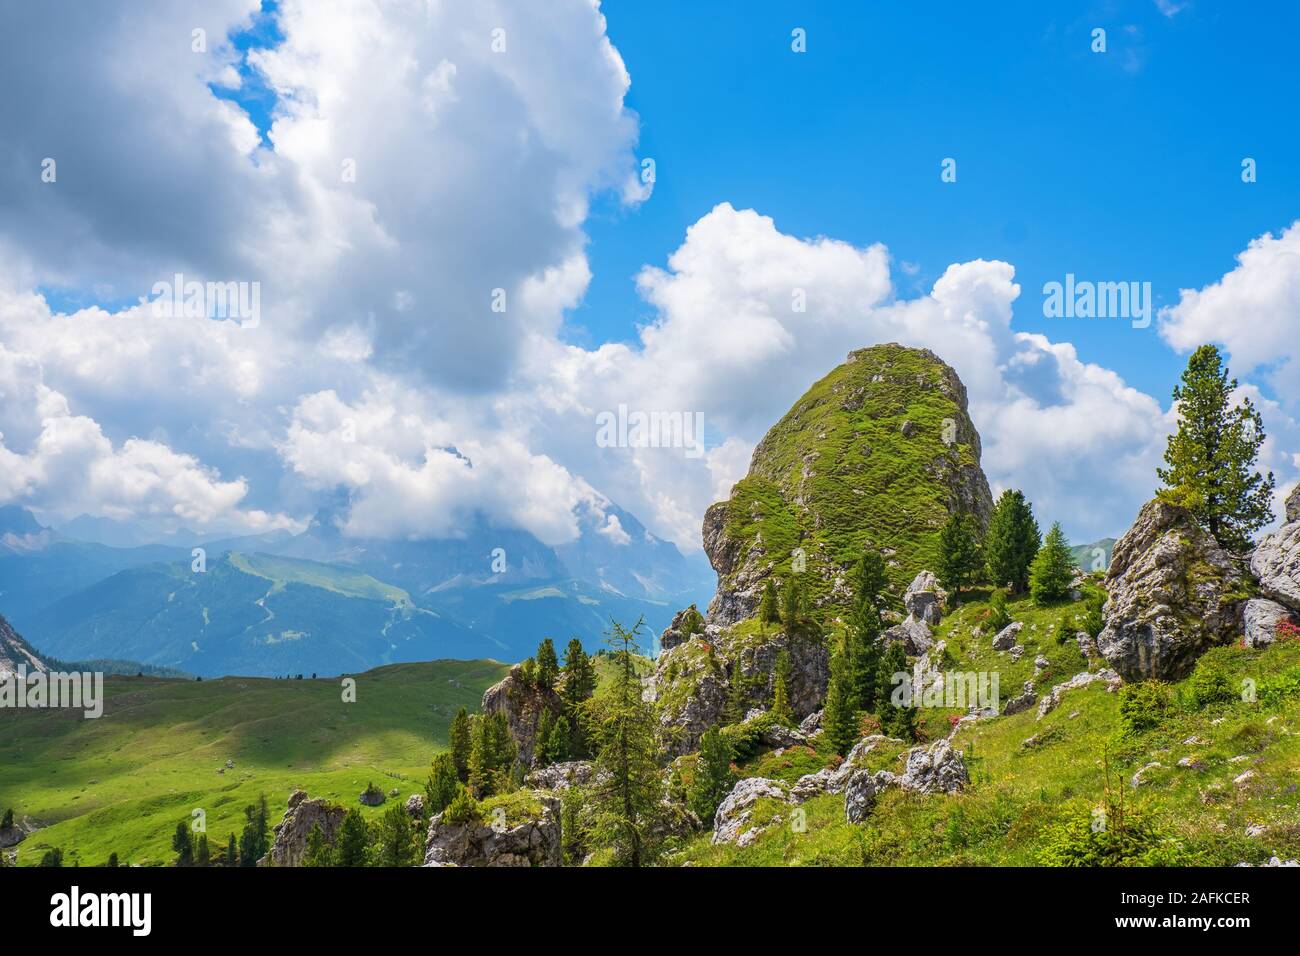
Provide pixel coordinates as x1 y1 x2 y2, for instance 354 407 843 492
523 204 1173 547
0 344 293 531
1160 221 1300 404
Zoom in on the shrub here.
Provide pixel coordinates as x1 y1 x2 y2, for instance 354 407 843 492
721 710 775 762
1185 651 1237 710
985 589 1011 633
442 789 484 826
1276 620 1300 643
1038 804 1188 866
1118 681 1173 737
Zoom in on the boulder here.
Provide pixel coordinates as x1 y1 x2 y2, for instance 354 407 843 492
358 786 385 807
1002 680 1038 716
991 621 1022 651
1242 598 1295 649
897 738 968 795
1096 499 1251 681
903 571 947 625
1250 518 1300 615
843 770 879 823
799 709 823 735
267 790 347 867
405 794 425 820
423 795 561 867
883 614 933 655
712 777 788 845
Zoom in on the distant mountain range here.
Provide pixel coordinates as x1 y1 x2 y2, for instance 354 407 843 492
1070 538 1116 573
0 503 714 678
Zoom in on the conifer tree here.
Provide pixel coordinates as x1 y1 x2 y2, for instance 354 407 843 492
781 575 805 625
759 578 782 625
107 852 119 867
225 833 237 867
853 550 889 611
333 809 370 867
877 641 916 741
1030 522 1075 604
986 587 1011 633
303 823 331 867
1 809 12 830
560 788 585 865
425 752 461 817
938 512 983 596
536 638 560 690
688 727 735 823
770 650 794 726
172 821 193 866
449 707 472 783
584 617 662 867
545 714 572 764
562 638 596 755
373 802 419 867
534 708 555 767
722 660 749 725
822 638 859 756
985 490 1041 594
1157 344 1275 550
195 834 210 867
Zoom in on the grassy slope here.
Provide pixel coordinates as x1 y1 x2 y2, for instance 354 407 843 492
718 344 988 609
0 659 508 866
668 589 1300 866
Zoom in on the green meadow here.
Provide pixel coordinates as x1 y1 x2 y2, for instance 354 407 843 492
0 659 508 866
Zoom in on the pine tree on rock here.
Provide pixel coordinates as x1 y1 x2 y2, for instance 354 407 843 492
536 638 560 690
545 714 572 764
1157 344 1275 551
1030 522 1076 604
688 727 735 823
985 490 1041 594
562 638 596 756
373 802 420 867
425 752 461 817
938 512 984 597
535 709 555 768
722 660 749 726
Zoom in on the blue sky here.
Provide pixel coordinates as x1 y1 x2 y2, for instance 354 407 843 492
576 0 1300 404
2 0 1298 553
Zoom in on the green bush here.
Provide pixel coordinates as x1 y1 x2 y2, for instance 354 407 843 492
721 710 775 762
1118 681 1173 737
1185 651 1237 710
985 589 1011 633
1038 804 1188 866
442 789 484 826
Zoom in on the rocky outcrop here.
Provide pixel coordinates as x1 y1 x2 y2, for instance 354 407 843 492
424 795 561 867
701 345 993 627
712 777 788 845
894 738 968 795
653 626 828 757
524 761 596 791
883 615 933 655
659 605 705 653
1096 499 1251 681
405 794 425 820
0 614 47 681
1242 598 1295 649
481 664 563 767
903 571 946 625
268 790 347 867
1002 680 1038 716
843 771 879 823
1036 669 1121 719
991 621 1023 651
1250 491 1300 616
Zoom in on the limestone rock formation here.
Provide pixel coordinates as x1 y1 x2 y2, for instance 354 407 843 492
524 761 597 791
481 663 563 767
712 777 788 845
1242 597 1295 649
268 790 347 867
903 570 946 625
1250 492 1300 616
701 344 993 626
1096 499 1251 681
424 794 561 867
0 614 47 681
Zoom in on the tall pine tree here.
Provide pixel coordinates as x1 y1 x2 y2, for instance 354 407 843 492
938 512 983 597
584 618 662 867
1157 344 1275 550
985 490 1041 594
688 727 735 823
821 636 859 756
877 641 916 741
1030 521 1075 604
449 707 472 783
